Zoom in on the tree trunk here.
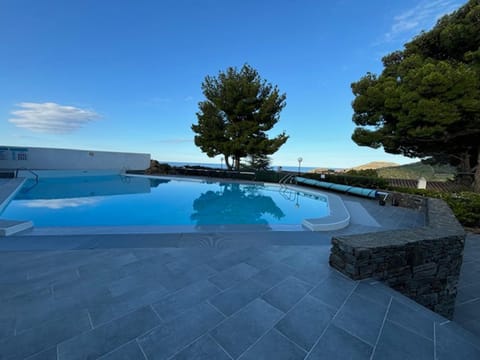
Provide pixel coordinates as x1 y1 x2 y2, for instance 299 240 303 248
224 155 233 170
460 152 471 174
474 146 480 193
234 155 241 171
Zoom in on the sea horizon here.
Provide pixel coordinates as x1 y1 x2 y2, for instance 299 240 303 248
158 161 344 173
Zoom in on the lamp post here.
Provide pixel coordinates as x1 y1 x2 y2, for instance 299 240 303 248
297 157 303 175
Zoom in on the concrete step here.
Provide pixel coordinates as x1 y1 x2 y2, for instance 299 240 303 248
0 220 33 236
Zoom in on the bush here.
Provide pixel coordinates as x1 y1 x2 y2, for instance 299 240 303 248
443 192 480 228
390 187 480 228
254 170 284 183
146 161 172 174
345 169 379 177
157 163 172 173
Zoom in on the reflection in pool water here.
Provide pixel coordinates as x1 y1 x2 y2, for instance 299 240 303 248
0 175 329 228
191 183 285 228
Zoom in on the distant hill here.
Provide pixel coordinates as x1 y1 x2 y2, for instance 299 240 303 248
348 161 399 171
310 161 456 181
310 161 399 174
377 162 456 181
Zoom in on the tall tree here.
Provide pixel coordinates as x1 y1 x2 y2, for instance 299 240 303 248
192 64 289 170
246 153 272 171
351 0 480 191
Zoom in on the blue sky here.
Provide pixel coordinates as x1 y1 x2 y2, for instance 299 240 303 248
0 0 465 168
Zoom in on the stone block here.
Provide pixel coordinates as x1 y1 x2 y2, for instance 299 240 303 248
413 263 438 279
329 196 466 319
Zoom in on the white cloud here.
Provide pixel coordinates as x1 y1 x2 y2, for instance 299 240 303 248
383 0 462 43
9 102 100 134
22 197 100 209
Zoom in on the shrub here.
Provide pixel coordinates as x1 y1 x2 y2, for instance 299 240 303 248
390 187 480 228
145 161 172 174
157 163 172 173
254 170 283 183
345 169 379 177
443 192 480 228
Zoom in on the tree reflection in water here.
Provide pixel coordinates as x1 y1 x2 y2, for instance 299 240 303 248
191 183 285 228
148 178 171 188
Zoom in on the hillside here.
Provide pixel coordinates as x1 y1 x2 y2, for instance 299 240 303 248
377 162 456 181
348 161 399 171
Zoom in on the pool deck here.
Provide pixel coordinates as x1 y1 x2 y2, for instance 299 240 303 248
0 186 479 358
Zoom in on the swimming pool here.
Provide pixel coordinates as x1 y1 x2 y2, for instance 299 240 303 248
0 175 335 230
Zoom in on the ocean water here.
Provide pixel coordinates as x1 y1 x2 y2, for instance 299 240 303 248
162 161 319 173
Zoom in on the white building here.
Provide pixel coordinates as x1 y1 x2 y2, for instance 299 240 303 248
0 146 150 175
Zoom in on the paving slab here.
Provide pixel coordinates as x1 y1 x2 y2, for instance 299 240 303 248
307 324 373 360
372 320 434 360
210 298 284 359
0 232 478 359
57 306 161 360
138 302 225 360
332 293 390 347
209 278 271 316
262 276 313 313
0 309 91 359
98 340 146 360
25 347 58 360
309 271 356 310
208 262 259 290
435 321 480 360
275 295 336 351
171 335 231 360
152 279 221 321
239 328 306 360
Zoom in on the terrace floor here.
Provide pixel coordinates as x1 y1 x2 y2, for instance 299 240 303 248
0 184 479 359
0 231 479 359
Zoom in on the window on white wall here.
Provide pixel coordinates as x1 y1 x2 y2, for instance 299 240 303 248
10 148 29 161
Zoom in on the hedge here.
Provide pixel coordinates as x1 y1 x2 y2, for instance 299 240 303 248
391 187 480 228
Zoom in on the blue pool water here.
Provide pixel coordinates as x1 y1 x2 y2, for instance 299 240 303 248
0 175 329 228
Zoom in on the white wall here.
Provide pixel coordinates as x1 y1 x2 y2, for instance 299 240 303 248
0 146 150 172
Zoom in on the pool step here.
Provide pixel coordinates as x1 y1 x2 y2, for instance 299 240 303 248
0 220 34 236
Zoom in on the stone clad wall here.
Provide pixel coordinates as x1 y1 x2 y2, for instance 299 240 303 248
389 191 427 210
329 198 465 319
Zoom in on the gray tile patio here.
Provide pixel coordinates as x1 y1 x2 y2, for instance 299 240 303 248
0 233 478 359
455 232 480 338
0 189 479 358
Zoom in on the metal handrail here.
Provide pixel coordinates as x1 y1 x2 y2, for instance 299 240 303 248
279 174 295 187
279 174 290 184
15 168 39 183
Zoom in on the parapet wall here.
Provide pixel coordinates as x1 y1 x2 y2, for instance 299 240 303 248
0 146 150 172
329 198 465 319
